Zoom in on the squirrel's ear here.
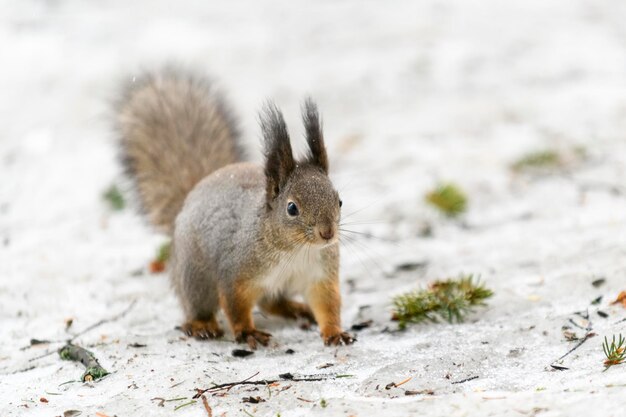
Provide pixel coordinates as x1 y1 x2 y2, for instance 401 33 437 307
261 101 296 203
302 98 328 173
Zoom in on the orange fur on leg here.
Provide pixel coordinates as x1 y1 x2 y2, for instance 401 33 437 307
220 279 271 349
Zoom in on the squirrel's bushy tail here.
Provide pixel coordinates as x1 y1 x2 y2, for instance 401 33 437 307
116 69 243 234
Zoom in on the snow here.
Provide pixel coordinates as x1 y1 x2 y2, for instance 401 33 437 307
2 0 626 416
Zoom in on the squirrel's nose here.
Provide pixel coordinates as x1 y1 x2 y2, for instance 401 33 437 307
319 228 334 241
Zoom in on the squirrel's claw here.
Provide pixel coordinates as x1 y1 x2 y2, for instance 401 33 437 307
236 329 272 350
324 331 356 346
181 320 224 340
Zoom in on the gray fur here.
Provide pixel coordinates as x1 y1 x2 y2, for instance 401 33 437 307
116 68 243 234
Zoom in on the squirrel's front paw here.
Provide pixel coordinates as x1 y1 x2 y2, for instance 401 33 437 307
323 330 355 346
235 329 272 350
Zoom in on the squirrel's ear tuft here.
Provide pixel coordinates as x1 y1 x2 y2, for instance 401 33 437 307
302 98 328 173
261 101 295 203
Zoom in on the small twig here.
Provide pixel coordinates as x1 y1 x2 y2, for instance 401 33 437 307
550 332 596 369
193 372 260 398
151 397 165 407
201 395 213 417
385 376 413 390
568 318 590 331
19 339 55 351
451 375 479 385
69 299 137 342
26 300 137 363
28 349 60 363
229 371 259 390
1 365 36 375
193 372 349 399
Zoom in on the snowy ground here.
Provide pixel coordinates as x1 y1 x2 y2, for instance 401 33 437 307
2 0 626 416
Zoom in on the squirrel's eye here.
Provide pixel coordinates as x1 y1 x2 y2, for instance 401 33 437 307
339 199 343 208
287 202 299 216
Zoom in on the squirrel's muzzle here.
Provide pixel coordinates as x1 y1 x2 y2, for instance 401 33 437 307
316 224 337 243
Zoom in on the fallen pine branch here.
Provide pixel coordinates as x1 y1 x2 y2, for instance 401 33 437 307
58 343 109 382
392 275 493 329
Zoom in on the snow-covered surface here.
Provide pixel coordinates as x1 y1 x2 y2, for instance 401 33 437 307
2 1 626 415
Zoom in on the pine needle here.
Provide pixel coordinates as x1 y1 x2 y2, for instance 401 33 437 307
602 334 626 370
392 275 493 329
425 183 467 217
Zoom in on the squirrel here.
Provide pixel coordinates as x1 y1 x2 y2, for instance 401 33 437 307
116 69 355 348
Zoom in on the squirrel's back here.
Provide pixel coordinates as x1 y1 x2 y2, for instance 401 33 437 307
116 69 244 234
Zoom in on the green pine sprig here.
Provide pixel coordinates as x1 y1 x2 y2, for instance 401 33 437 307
603 334 625 370
392 275 493 330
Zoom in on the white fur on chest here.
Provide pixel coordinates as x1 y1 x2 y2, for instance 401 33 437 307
260 246 327 297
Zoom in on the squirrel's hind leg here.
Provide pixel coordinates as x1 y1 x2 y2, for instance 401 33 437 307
259 296 316 324
220 280 272 349
172 247 224 340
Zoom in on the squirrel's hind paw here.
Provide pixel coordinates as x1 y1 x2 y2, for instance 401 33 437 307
181 319 224 340
323 331 356 346
235 329 272 350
